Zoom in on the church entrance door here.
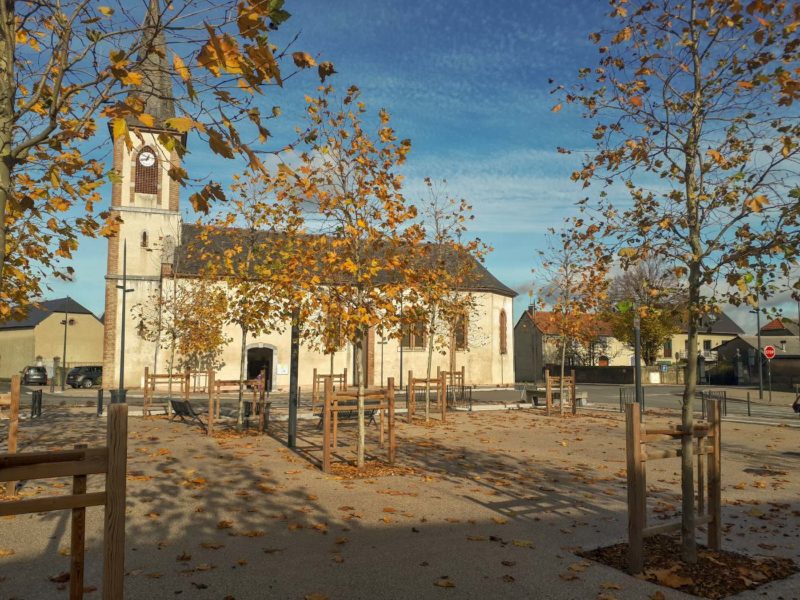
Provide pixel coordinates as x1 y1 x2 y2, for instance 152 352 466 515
247 347 273 391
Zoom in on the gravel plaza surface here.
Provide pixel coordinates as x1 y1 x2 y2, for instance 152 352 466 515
0 404 798 599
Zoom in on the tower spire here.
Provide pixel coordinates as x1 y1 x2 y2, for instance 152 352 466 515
133 0 175 128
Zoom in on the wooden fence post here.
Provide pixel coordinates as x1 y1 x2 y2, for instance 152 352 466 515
103 403 127 600
70 443 87 600
6 375 20 496
570 370 577 415
322 376 333 473
343 368 348 391
625 401 644 574
708 398 721 550
388 378 396 464
183 370 190 402
207 370 215 437
544 369 551 417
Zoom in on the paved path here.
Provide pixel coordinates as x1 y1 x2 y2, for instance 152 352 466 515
1 407 799 599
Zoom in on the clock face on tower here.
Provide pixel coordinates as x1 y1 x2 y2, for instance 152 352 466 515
138 150 156 167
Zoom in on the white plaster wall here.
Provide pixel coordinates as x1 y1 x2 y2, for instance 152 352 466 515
119 284 516 389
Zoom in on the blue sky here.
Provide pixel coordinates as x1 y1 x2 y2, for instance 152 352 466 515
42 0 795 332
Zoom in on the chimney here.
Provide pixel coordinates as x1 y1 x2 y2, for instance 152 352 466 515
780 340 786 351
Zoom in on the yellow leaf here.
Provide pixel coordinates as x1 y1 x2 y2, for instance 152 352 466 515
744 195 769 213
629 96 643 108
138 113 155 128
165 116 195 133
98 6 114 16
292 52 316 68
111 117 128 140
706 149 724 165
122 71 143 86
434 578 455 588
737 81 754 89
173 53 190 82
551 103 563 113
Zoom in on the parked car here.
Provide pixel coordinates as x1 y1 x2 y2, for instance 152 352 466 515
67 366 102 389
21 365 48 386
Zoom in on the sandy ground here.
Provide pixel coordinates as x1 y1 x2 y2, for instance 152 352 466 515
0 406 798 600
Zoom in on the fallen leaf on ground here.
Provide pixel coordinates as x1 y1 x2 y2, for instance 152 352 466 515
434 577 455 588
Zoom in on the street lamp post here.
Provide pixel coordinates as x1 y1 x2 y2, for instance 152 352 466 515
116 240 134 402
633 312 644 407
59 304 75 391
750 303 764 401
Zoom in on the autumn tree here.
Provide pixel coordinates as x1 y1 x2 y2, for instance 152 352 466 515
275 85 423 469
1 0 331 320
193 173 306 430
406 178 485 421
133 277 229 397
604 260 684 365
535 218 609 415
557 0 800 561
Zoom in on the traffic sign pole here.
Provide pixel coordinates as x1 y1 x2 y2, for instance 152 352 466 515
762 345 775 404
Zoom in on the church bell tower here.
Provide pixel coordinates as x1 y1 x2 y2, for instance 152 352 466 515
102 0 185 389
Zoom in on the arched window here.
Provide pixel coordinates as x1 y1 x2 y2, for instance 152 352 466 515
499 309 508 355
134 146 159 195
140 231 149 248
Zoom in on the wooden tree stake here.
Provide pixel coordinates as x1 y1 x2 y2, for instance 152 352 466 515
70 444 87 600
103 403 127 599
625 401 644 574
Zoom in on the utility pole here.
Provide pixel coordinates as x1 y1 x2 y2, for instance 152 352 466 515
61 303 70 391
754 303 763 401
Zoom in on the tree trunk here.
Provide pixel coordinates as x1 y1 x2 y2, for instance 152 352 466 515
679 0 703 562
0 2 15 284
559 336 567 416
237 327 247 431
424 306 437 423
329 351 334 376
449 326 456 373
354 328 366 469
167 343 175 401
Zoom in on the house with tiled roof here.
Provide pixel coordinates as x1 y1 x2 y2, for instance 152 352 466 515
759 317 799 338
0 297 103 379
513 308 635 382
656 312 744 364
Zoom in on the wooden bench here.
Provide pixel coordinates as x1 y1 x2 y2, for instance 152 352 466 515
169 399 207 433
515 384 588 408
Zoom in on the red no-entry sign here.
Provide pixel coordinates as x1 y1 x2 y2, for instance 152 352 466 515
763 345 776 360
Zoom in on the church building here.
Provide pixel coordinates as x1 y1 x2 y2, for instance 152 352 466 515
102 1 517 390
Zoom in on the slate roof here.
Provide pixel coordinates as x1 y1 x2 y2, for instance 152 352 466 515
717 335 800 358
694 312 744 335
521 310 614 337
174 223 517 298
0 298 98 331
671 312 744 335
